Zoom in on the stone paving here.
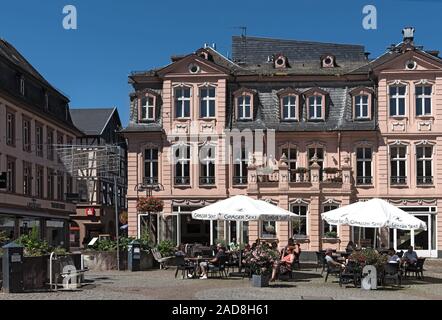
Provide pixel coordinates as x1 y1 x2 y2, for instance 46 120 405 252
1 260 442 300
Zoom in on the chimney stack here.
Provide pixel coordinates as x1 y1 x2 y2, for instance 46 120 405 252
402 27 415 43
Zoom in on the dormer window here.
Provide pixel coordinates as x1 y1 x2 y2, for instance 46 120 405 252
140 95 155 121
234 88 255 121
304 88 327 121
321 55 336 68
350 87 373 120
274 54 288 69
20 76 25 96
278 88 300 121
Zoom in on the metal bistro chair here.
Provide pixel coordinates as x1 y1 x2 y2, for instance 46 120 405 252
152 248 174 270
174 256 195 279
325 261 342 283
382 263 402 286
316 251 327 275
405 258 426 280
339 261 360 288
208 255 228 279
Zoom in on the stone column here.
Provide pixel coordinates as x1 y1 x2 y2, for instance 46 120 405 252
247 163 258 194
278 154 289 192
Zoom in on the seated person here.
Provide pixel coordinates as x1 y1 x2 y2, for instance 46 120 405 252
199 244 226 280
403 246 419 266
387 248 400 263
271 247 295 282
293 243 302 262
175 244 186 257
280 238 295 258
346 241 355 253
325 248 345 270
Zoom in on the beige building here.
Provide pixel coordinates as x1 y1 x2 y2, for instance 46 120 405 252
123 28 442 259
0 39 82 249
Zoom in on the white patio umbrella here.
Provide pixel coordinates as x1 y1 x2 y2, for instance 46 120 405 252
192 195 298 222
321 199 427 248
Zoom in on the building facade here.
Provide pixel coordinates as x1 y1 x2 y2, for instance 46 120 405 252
0 39 82 249
123 28 442 258
69 108 127 248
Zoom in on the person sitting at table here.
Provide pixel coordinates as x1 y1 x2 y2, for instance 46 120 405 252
280 238 295 258
346 241 355 253
325 248 345 270
293 242 301 261
403 246 419 266
199 244 226 280
387 248 400 263
270 247 295 282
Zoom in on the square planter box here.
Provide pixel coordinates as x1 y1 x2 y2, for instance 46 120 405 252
251 274 270 288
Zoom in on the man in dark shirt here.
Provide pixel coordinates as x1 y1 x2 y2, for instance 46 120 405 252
199 244 225 280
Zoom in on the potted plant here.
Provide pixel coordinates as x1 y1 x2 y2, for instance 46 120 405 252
324 231 338 239
137 197 164 213
244 245 279 287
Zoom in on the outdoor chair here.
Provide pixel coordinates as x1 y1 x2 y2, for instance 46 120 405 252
339 261 361 288
174 256 195 279
325 262 341 283
208 255 228 278
151 248 174 270
225 253 239 274
382 263 402 286
316 251 326 275
405 258 426 280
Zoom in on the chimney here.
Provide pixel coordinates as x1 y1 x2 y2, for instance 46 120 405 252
212 43 217 50
402 27 415 43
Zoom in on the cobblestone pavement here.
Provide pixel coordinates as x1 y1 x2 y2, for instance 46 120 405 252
1 260 442 300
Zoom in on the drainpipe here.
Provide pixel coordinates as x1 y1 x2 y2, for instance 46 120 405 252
338 131 342 169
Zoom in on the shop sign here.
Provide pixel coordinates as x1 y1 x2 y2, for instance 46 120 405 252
86 208 96 216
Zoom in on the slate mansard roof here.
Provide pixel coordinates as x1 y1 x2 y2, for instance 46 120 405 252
126 35 380 134
231 36 370 75
70 108 119 136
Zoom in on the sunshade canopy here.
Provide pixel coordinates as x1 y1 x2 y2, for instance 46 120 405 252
321 199 427 231
192 195 298 221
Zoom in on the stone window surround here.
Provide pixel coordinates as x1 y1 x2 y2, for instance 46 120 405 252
278 88 301 121
172 83 193 120
304 88 328 121
350 87 374 121
197 83 218 119
353 141 375 187
234 88 255 121
137 89 160 122
388 80 409 119
414 79 435 118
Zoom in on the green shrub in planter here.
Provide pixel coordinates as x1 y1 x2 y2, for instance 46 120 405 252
16 226 50 257
324 231 338 239
156 240 175 257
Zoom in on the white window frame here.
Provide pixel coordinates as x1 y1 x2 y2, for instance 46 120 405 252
23 119 31 152
144 148 159 184
141 96 155 120
355 95 369 119
282 95 297 120
308 96 323 120
36 125 43 157
233 146 248 185
356 147 373 185
175 87 191 118
290 203 309 237
281 146 297 181
174 144 191 185
390 145 407 185
415 85 432 117
389 85 407 117
416 145 433 185
237 95 252 120
199 144 216 185
6 112 15 146
199 86 216 118
322 204 339 236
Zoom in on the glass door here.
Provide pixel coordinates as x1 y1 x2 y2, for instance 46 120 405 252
393 214 435 257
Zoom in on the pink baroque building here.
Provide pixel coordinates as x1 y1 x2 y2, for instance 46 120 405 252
122 28 442 259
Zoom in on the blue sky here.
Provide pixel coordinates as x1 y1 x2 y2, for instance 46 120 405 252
1 0 441 126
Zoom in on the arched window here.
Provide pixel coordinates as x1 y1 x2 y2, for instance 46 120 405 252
234 88 255 121
304 88 328 121
278 88 300 121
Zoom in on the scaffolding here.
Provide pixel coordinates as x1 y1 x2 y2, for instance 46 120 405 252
56 144 123 270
